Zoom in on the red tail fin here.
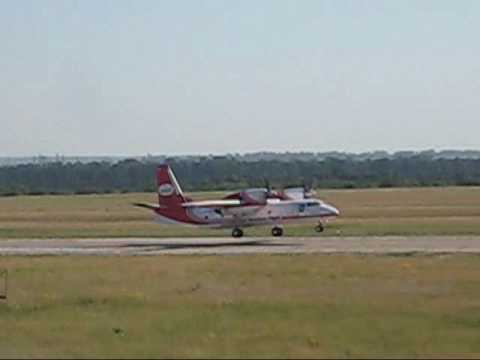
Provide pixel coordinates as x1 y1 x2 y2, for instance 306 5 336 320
157 164 186 208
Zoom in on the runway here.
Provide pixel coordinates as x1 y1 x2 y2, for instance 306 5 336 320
1 236 480 256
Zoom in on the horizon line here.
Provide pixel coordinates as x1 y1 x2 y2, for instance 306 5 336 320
1 148 480 159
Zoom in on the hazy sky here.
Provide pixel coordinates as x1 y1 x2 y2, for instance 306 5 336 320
1 0 479 156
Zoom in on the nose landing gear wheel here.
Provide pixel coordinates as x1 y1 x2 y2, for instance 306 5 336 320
271 226 283 237
315 223 325 233
232 228 244 238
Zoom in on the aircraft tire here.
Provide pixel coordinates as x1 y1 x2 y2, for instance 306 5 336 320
232 228 244 238
271 227 283 237
315 224 324 233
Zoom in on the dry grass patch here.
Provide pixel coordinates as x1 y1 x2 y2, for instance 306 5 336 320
1 255 480 357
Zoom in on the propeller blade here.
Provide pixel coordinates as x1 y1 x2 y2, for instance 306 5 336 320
303 179 317 198
264 178 272 194
264 178 270 191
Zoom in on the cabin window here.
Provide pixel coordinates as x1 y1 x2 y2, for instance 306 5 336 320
299 204 305 212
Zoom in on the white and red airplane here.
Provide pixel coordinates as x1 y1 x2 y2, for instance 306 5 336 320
134 164 340 238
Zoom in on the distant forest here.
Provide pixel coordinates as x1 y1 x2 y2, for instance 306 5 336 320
1 153 480 196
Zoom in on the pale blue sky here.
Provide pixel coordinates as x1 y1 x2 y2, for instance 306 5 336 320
1 0 479 156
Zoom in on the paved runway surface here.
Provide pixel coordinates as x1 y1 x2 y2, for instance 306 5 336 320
1 236 480 255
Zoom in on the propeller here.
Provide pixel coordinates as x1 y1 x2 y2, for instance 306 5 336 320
258 178 318 200
264 178 275 198
303 179 317 198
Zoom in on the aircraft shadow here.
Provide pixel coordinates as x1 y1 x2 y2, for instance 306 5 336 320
118 239 299 251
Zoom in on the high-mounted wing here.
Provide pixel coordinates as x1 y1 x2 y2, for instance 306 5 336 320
182 199 242 208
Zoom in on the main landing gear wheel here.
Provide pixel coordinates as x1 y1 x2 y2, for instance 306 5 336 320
232 228 244 238
271 226 283 237
315 223 325 233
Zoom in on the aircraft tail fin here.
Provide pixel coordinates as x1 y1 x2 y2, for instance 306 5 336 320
156 164 187 208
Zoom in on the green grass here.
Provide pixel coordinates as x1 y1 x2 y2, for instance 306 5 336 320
1 187 480 238
2 255 480 358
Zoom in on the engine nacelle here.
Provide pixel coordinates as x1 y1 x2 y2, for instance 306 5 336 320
239 188 268 205
282 187 305 200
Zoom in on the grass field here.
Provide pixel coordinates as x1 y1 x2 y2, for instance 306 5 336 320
0 187 479 238
1 188 480 358
1 255 480 358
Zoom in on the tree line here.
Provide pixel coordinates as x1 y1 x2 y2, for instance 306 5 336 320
0 157 480 196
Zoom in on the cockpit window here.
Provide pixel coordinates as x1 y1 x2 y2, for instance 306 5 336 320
307 202 319 207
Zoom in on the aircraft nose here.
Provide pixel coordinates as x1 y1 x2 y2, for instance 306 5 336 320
324 204 340 216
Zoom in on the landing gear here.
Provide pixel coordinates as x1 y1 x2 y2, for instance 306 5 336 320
232 228 244 238
271 226 283 237
315 223 325 233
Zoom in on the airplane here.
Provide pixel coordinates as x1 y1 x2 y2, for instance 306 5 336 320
134 164 340 238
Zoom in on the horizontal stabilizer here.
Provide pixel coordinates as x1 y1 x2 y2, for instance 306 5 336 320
132 202 159 210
